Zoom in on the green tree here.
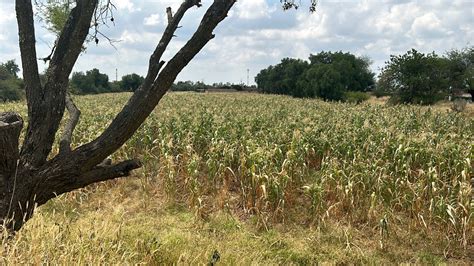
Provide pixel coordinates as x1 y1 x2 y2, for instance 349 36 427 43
1 60 20 78
36 0 73 35
298 64 345 101
172 80 208 91
0 79 23 102
256 51 374 100
71 68 111 94
307 51 375 93
0 61 23 102
255 58 309 96
445 46 473 98
120 74 145 92
378 49 448 105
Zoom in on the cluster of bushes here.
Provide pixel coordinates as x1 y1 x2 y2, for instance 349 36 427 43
0 64 149 101
0 62 252 100
0 60 23 102
171 81 207 92
256 47 473 105
255 51 375 102
171 81 248 92
71 71 248 95
70 69 145 94
377 47 473 105
3 46 471 106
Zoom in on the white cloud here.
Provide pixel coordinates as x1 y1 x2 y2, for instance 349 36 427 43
144 14 162 26
409 13 450 38
114 0 140 12
235 0 270 19
0 0 472 84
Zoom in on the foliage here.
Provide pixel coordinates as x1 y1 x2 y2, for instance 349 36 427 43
120 73 145 92
255 51 375 101
281 0 318 12
35 0 73 36
0 79 23 102
70 68 112 94
307 52 375 92
378 49 448 105
255 58 309 96
0 60 23 102
344 91 370 104
34 0 114 46
445 46 473 97
230 84 244 91
109 80 121 92
297 64 345 100
171 81 207 92
1 60 20 78
372 89 391 98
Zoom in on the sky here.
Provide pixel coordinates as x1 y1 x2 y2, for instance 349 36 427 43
0 0 473 85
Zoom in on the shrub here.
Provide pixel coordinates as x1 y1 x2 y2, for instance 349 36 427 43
0 79 23 102
344 91 370 104
120 73 145 92
378 49 448 105
256 51 375 98
372 88 391 98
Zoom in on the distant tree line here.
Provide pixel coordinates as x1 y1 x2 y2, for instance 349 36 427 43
0 61 252 102
256 47 473 104
70 69 145 94
171 81 249 92
2 46 472 105
171 81 207 92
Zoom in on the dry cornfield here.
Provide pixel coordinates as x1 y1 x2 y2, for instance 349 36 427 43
0 92 472 263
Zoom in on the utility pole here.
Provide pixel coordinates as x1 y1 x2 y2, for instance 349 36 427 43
115 68 118 82
247 68 249 87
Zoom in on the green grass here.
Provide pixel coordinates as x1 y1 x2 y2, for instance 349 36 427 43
0 92 472 263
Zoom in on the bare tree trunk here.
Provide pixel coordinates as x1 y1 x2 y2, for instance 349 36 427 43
1 0 236 232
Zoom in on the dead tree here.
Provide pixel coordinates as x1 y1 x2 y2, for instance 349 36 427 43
0 0 235 232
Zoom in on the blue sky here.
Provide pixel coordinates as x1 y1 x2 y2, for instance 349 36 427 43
0 0 472 85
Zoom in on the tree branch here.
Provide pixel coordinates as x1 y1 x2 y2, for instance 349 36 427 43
166 7 173 23
70 0 236 170
78 159 142 186
48 0 99 79
59 94 81 154
15 0 42 117
142 0 201 91
20 0 98 168
34 159 141 207
39 41 57 63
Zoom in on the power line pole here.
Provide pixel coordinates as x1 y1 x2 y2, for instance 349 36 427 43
115 68 118 82
247 68 249 87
